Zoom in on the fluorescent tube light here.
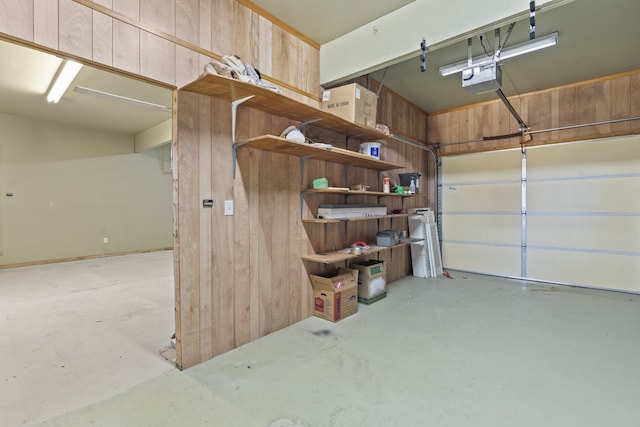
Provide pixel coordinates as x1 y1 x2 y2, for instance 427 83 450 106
73 86 172 113
439 32 558 76
46 60 83 103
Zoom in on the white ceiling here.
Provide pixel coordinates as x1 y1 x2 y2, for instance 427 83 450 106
251 0 416 44
0 0 638 135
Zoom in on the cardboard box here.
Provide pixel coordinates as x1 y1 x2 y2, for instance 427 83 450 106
310 268 359 322
350 260 386 300
321 83 377 129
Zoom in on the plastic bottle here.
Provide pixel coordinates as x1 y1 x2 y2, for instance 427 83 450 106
409 178 416 194
383 177 390 193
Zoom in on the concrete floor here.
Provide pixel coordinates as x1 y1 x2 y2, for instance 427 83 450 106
2 252 639 426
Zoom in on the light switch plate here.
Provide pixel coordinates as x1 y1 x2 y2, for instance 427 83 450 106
224 200 233 216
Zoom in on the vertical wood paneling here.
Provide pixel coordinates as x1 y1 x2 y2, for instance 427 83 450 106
140 31 176 83
34 0 58 48
113 0 139 19
576 83 596 138
198 95 213 361
595 80 611 135
175 44 199 88
113 21 140 74
248 10 260 65
631 74 640 133
233 108 251 347
0 0 33 41
211 97 235 355
211 0 233 56
559 87 576 141
610 76 631 134
176 91 200 369
176 0 198 44
248 123 261 342
549 89 560 141
59 0 92 58
198 0 212 70
92 10 113 65
272 25 289 85
140 0 174 35
258 16 273 76
233 1 251 62
431 71 640 156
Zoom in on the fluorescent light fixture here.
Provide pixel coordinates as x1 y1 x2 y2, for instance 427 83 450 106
439 32 558 76
46 60 83 103
73 86 172 113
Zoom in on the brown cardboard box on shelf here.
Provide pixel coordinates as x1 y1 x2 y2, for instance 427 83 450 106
310 268 359 322
350 260 386 301
321 83 377 129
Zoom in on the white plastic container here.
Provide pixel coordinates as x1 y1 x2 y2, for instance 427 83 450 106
359 142 381 160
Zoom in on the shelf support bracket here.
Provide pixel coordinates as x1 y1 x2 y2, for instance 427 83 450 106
300 155 314 185
232 141 250 179
231 95 254 143
300 119 322 135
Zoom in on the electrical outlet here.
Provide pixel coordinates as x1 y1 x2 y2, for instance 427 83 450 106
103 237 109 244
224 200 233 216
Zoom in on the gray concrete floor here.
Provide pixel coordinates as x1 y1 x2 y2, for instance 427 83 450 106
2 251 639 426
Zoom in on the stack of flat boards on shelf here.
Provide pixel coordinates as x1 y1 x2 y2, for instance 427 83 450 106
408 208 443 278
317 204 387 219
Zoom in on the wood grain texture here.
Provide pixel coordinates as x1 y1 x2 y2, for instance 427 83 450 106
92 10 113 65
113 0 139 19
175 91 201 369
112 20 140 74
140 0 174 36
176 0 198 45
140 31 176 84
34 0 58 49
60 0 93 58
0 0 33 41
430 70 640 156
198 94 214 361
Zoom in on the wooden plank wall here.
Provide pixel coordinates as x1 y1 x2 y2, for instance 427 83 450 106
430 70 640 156
0 0 431 369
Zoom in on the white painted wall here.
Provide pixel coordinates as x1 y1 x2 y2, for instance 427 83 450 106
0 113 173 265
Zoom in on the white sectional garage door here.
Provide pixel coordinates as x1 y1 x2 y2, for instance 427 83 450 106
441 135 640 292
441 149 522 278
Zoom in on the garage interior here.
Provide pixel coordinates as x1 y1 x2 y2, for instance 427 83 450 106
1 0 639 426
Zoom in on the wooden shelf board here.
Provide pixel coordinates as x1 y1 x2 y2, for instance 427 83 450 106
302 244 408 264
181 73 387 140
303 189 416 197
240 135 402 171
302 214 410 224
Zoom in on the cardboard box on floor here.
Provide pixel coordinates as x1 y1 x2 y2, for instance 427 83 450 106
321 83 377 129
350 260 386 300
310 268 359 322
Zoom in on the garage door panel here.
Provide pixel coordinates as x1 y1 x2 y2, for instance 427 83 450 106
442 183 520 212
528 216 640 252
443 214 521 244
443 150 521 182
528 137 640 178
528 178 640 212
528 249 640 293
442 243 520 277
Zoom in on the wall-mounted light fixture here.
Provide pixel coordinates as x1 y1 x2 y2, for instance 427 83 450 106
439 31 558 76
46 59 83 103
